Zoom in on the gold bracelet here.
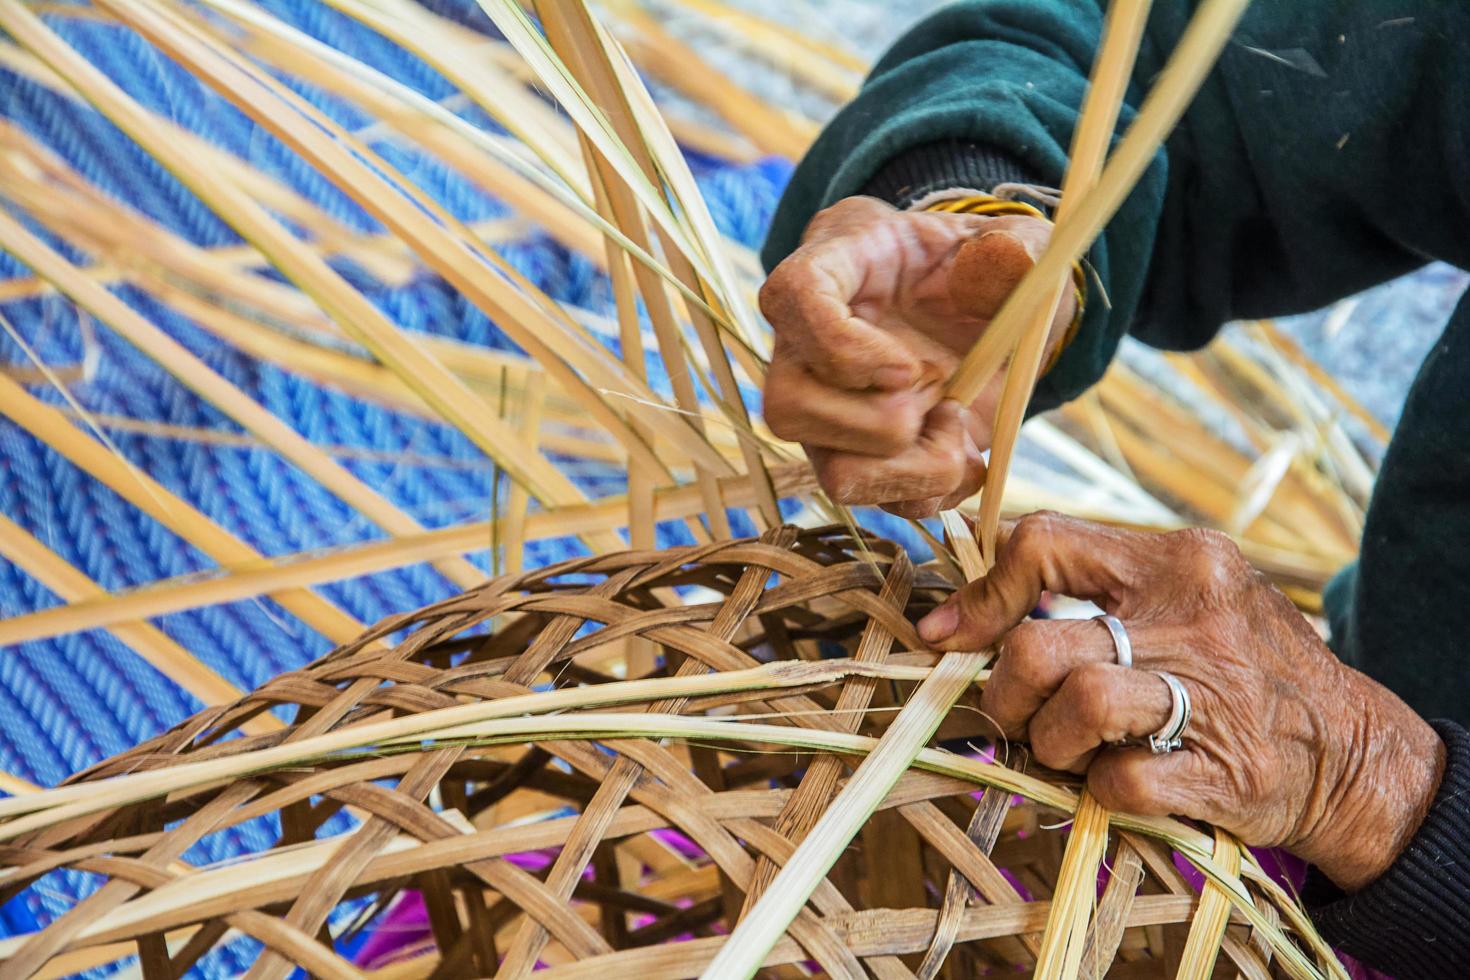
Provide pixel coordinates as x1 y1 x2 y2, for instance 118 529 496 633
925 194 1087 376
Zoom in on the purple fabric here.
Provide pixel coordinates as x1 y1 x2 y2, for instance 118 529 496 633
354 892 431 970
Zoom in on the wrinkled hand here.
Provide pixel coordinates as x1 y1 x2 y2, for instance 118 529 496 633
917 512 1445 891
760 197 1073 518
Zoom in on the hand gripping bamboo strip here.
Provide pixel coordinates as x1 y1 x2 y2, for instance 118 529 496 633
969 0 1153 563
944 0 1254 411
718 1 1251 974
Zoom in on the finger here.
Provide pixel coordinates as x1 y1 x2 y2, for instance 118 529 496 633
917 512 1164 649
760 248 919 392
763 352 943 456
1087 745 1215 821
881 497 949 520
812 400 981 507
978 618 1125 739
946 225 1042 320
1027 663 1176 773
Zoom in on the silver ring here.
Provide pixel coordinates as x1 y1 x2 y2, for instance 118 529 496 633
1148 671 1191 754
1094 614 1132 669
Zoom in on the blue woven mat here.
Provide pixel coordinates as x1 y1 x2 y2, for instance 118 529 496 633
0 3 937 970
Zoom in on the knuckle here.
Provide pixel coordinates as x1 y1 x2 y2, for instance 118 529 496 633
1001 622 1054 688
1091 758 1156 812
1069 664 1115 728
1171 527 1247 589
816 462 860 504
761 255 823 317
1030 728 1067 770
1013 510 1064 549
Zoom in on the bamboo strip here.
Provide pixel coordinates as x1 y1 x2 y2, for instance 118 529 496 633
1175 829 1242 979
0 0 615 556
2 704 1325 976
538 1 779 528
0 513 271 732
0 464 815 648
972 0 1151 560
0 369 367 649
1031 792 1110 978
0 204 485 591
163 0 742 488
107 0 688 514
608 5 818 159
704 652 989 978
945 0 1253 405
504 373 547 576
0 39 409 283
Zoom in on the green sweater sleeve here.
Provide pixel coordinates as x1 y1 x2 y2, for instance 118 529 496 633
763 0 1470 409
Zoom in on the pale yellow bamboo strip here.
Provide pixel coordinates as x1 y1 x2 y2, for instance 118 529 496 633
0 204 483 590
0 464 817 648
1252 321 1389 443
945 0 1253 404
559 4 780 526
470 0 727 312
47 410 492 470
595 12 769 357
586 145 662 558
300 0 762 319
663 0 869 76
0 662 965 827
504 372 546 576
0 214 529 301
973 0 1151 561
0 128 592 419
0 773 37 797
326 0 588 189
130 0 729 491
608 5 818 159
706 651 989 977
547 13 732 539
0 39 407 284
1176 829 1242 978
0 512 274 733
0 1 616 557
196 0 607 265
1032 792 1110 978
0 369 367 649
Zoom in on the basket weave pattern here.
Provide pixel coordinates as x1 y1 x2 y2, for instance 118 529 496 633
0 528 1324 978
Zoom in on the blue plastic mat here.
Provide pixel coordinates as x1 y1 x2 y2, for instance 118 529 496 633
0 3 948 970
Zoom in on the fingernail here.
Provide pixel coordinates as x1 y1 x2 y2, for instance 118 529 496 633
918 603 959 644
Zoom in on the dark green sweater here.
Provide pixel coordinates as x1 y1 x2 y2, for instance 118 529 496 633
764 3 1470 973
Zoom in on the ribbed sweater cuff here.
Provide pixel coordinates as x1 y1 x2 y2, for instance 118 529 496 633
1304 720 1470 978
859 139 1047 211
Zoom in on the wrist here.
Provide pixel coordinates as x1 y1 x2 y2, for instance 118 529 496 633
1296 668 1445 891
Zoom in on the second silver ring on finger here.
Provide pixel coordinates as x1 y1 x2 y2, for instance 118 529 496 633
1094 614 1133 668
1149 671 1192 754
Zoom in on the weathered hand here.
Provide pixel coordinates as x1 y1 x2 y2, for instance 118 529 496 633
760 196 1072 518
918 512 1445 891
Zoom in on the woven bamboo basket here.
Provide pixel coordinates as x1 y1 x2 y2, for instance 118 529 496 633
0 526 1339 978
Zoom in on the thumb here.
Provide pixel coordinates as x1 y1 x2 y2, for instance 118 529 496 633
946 225 1042 320
917 512 1156 650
